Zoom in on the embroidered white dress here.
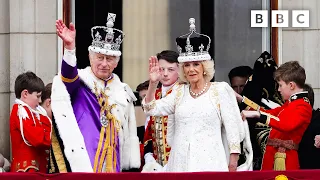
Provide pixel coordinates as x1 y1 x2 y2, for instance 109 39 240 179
143 82 245 172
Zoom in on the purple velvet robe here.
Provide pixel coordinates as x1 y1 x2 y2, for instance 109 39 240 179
61 60 120 172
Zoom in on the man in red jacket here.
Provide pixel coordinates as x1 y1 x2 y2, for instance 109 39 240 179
10 72 52 173
240 61 312 170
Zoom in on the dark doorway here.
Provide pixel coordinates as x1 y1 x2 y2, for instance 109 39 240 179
75 0 123 80
200 0 214 60
200 0 214 81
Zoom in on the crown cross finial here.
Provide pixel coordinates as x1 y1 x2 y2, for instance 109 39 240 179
105 13 117 44
106 13 116 28
199 44 204 53
189 18 196 32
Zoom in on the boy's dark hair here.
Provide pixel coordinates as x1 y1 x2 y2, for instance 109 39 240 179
228 66 253 82
274 61 306 88
304 84 314 108
136 80 149 92
41 83 52 104
136 80 162 93
14 71 45 98
156 50 179 64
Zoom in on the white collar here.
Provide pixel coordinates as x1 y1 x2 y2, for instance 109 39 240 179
15 99 47 116
161 81 178 97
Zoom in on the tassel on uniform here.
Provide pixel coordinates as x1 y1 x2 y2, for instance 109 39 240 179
105 115 117 173
273 152 286 171
106 147 114 172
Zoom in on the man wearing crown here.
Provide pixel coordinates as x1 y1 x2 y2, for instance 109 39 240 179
50 13 140 172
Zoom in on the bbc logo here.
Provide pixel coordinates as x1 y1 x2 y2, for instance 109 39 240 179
251 10 310 27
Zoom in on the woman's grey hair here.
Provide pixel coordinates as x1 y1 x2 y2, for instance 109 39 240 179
178 60 215 83
88 50 120 62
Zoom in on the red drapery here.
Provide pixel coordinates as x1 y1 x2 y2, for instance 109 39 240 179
1 170 320 180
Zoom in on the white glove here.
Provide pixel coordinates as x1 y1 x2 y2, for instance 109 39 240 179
142 153 164 172
144 153 156 163
142 161 164 172
241 110 260 120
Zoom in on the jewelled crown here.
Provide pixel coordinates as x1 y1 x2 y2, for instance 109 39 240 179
176 18 212 62
88 13 124 57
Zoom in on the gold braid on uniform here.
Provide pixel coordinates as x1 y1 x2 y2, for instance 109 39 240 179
92 81 120 172
50 128 67 173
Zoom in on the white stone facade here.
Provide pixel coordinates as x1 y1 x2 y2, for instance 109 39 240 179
280 0 320 108
0 0 59 159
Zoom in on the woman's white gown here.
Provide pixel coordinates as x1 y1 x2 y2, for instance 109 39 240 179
143 82 250 172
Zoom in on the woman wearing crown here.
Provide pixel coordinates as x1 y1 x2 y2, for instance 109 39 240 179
51 13 140 173
142 18 252 172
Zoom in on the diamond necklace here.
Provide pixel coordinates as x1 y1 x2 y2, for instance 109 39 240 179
190 82 208 97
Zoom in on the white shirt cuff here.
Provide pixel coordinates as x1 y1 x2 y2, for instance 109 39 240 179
63 48 77 67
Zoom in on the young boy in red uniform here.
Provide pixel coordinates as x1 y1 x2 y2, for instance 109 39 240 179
10 71 52 173
240 61 312 170
143 50 179 171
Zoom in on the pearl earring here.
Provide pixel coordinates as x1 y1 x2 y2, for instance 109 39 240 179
203 72 206 75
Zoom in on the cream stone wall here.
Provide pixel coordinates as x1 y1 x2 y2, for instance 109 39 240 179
280 0 320 108
0 0 59 159
122 0 171 89
0 0 10 159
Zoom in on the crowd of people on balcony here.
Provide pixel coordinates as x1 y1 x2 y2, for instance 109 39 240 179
1 13 319 173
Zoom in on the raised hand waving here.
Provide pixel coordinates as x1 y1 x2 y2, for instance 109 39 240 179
56 20 76 50
149 56 162 83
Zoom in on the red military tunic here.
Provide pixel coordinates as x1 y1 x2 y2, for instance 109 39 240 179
10 102 52 173
143 87 173 166
243 92 312 170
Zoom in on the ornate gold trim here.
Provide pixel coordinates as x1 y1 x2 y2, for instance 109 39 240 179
174 84 184 107
143 99 156 112
49 150 56 173
93 127 106 172
92 81 119 173
61 75 79 83
243 96 260 111
51 127 68 173
260 111 280 125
